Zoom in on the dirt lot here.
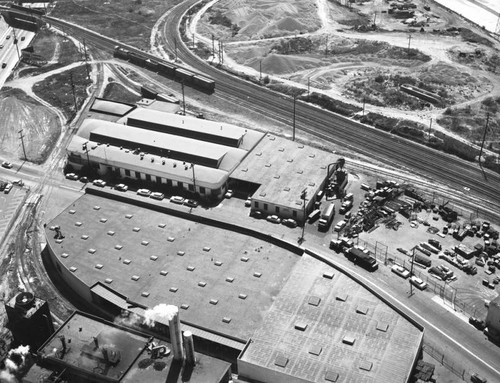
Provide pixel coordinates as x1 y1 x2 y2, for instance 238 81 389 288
196 0 500 149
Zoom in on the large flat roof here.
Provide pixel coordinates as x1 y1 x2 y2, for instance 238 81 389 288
124 108 247 142
88 120 229 164
89 98 136 117
46 193 300 342
231 134 336 207
239 254 423 383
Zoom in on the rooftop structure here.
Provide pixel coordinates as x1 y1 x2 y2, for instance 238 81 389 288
231 133 339 222
123 108 248 148
89 98 136 117
238 254 423 383
36 311 231 383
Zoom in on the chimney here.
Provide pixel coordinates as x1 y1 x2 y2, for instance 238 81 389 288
183 331 195 365
168 306 183 361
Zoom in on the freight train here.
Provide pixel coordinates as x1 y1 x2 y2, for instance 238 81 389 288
114 46 215 93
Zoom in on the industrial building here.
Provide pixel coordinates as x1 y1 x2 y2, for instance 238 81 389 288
66 100 343 221
28 310 232 383
42 191 424 382
486 295 500 342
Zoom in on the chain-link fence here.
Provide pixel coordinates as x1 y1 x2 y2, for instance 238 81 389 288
355 237 482 319
423 343 472 382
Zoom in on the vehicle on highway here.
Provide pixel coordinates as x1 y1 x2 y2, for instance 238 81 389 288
137 188 151 197
224 189 233 199
1 161 13 169
266 215 281 224
150 192 164 200
391 265 410 279
65 173 78 180
410 276 427 290
282 218 298 228
92 179 106 187
4 183 12 194
184 199 198 208
170 196 184 204
115 183 128 192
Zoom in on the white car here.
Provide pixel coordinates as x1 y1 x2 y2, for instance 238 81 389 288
150 192 164 200
65 173 79 180
224 189 233 199
266 215 281 224
391 265 410 279
170 196 185 204
3 183 12 194
137 188 151 197
92 179 106 187
410 276 427 290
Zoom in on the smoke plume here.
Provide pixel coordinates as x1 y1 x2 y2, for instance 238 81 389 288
143 304 178 327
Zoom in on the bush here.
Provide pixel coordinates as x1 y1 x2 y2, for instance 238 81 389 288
307 92 362 116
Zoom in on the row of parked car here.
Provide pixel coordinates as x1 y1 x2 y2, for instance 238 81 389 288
65 173 199 208
390 264 428 290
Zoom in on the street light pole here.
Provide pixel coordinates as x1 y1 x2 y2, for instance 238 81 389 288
409 246 416 297
191 163 196 195
300 188 307 244
292 94 297 141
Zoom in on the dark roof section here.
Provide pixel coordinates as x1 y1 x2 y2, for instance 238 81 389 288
90 98 136 117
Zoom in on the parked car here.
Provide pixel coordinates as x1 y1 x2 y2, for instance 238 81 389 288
137 188 151 197
476 258 485 267
79 176 89 183
65 172 79 180
92 179 106 187
150 192 164 201
391 265 410 279
184 199 198 208
282 218 298 228
4 183 12 194
410 276 427 290
470 372 487 383
224 189 233 199
170 196 184 204
245 197 252 207
266 215 281 224
251 210 264 219
1 161 13 169
115 183 128 192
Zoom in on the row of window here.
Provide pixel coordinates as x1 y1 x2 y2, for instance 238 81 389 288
254 201 298 218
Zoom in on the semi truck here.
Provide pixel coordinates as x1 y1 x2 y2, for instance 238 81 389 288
347 247 379 271
318 203 335 232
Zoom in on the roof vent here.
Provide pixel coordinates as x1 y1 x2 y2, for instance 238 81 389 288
342 335 355 345
308 345 322 356
294 322 308 331
274 355 288 368
325 371 339 382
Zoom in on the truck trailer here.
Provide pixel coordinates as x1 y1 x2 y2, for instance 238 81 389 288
318 203 335 232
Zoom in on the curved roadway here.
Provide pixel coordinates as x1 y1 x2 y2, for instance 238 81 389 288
160 0 500 221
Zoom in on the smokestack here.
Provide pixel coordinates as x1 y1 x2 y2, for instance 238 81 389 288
102 347 109 363
183 331 195 365
168 307 183 361
93 337 99 349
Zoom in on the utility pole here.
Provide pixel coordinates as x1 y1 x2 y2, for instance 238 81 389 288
307 77 310 99
11 29 20 60
82 142 91 172
300 189 307 244
82 38 90 81
259 60 262 82
18 129 27 160
191 164 196 195
409 247 415 297
362 97 366 116
192 33 195 48
220 41 224 65
292 94 297 141
181 81 186 116
479 113 490 163
407 34 412 56
69 72 78 111
325 35 328 57
212 34 215 57
174 38 178 62
428 118 432 141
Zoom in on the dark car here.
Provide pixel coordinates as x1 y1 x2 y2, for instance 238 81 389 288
470 373 487 383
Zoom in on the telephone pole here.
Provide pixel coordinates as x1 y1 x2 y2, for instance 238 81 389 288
407 34 412 55
69 72 78 111
479 113 490 163
82 38 90 80
18 129 27 160
292 94 297 141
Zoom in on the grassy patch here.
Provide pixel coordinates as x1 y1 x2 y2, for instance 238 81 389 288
32 64 92 120
51 0 183 48
102 81 141 104
18 28 82 78
460 28 493 47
